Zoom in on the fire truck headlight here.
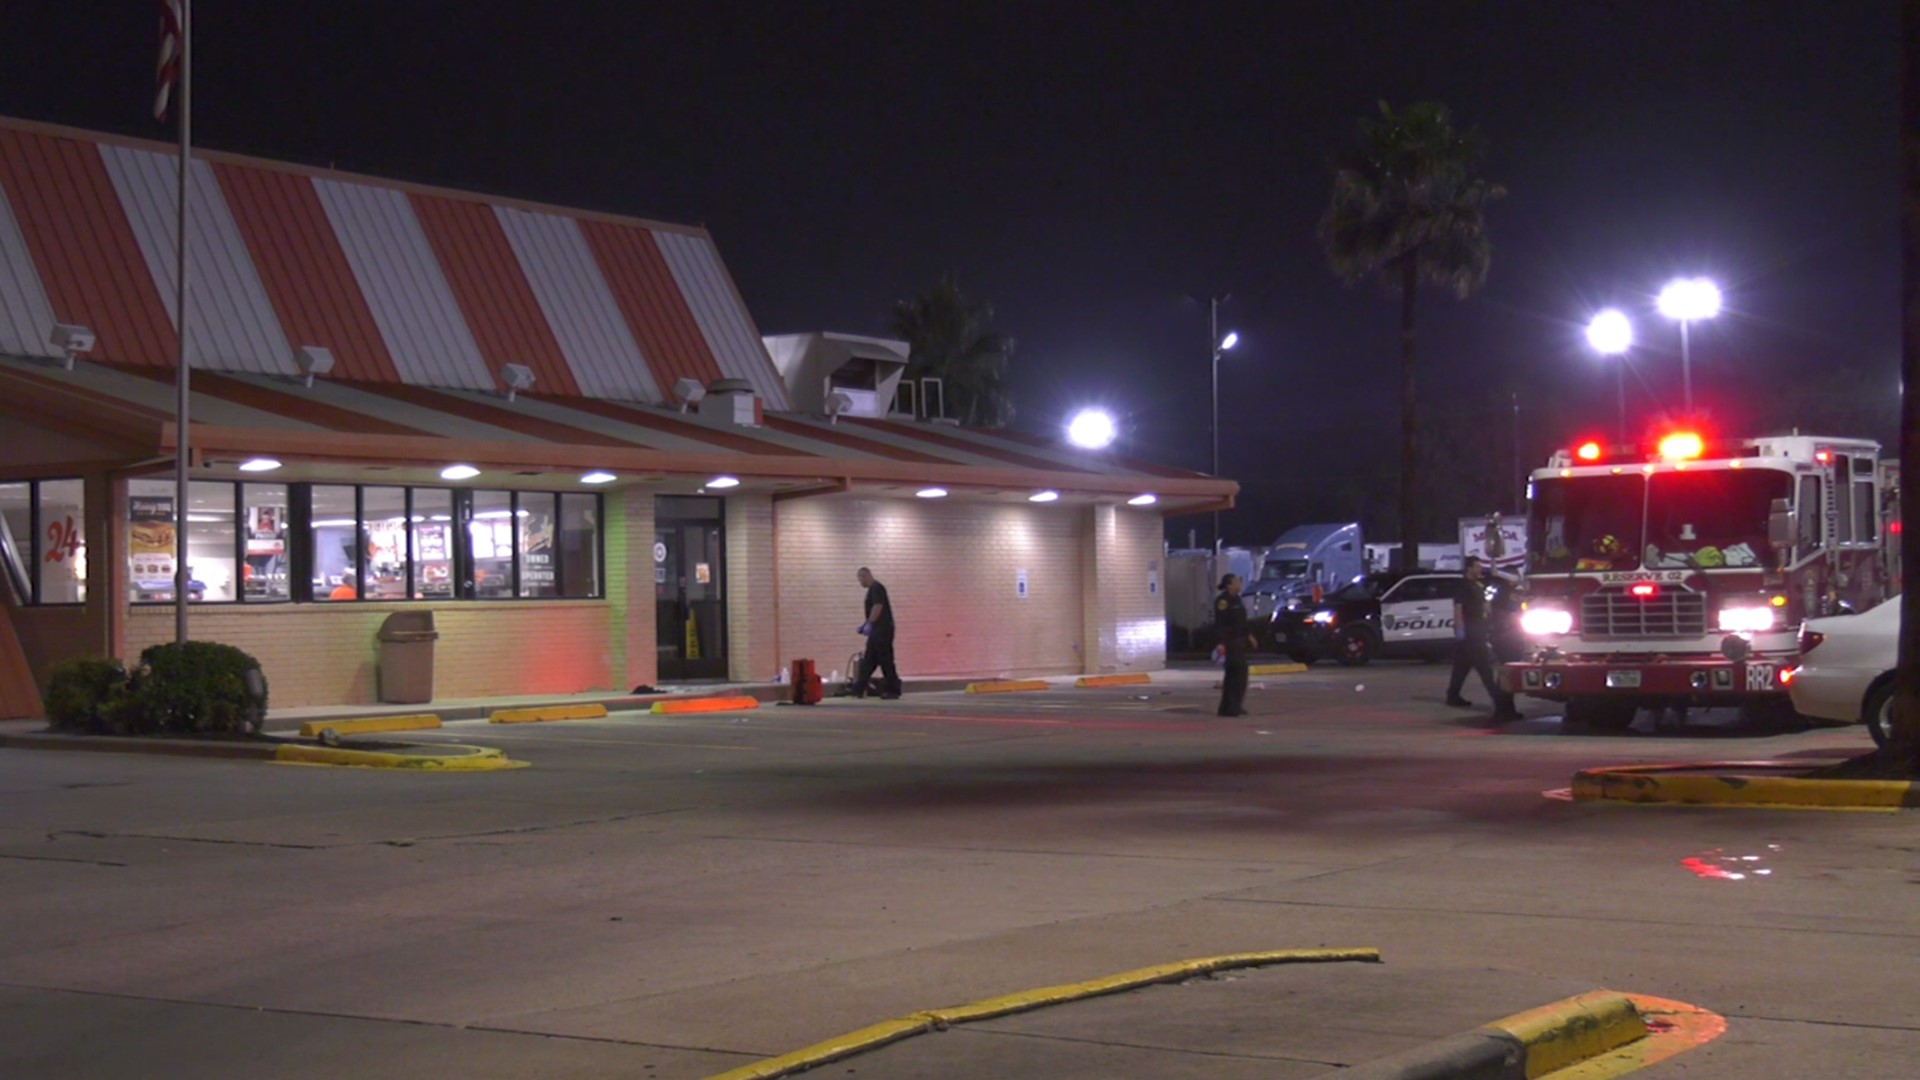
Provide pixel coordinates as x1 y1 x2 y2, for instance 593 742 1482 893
1521 607 1573 636
1717 605 1777 633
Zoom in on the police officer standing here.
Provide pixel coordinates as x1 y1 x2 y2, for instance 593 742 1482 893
1446 556 1517 721
1213 573 1256 716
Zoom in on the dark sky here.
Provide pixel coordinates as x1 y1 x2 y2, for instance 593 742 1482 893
3 2 1900 544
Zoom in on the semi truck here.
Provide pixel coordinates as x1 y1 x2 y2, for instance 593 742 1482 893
1243 523 1364 622
1499 431 1901 729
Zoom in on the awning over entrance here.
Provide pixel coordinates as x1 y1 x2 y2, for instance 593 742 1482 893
0 356 1235 510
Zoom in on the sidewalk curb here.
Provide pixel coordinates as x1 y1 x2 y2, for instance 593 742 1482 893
701 947 1380 1080
0 731 523 771
1314 990 1646 1080
1572 762 1917 810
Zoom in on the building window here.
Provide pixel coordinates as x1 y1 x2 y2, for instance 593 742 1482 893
0 478 87 606
125 481 600 605
312 485 360 601
243 484 291 601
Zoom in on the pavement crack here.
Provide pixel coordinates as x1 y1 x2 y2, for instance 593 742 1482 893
0 852 128 867
47 830 327 850
968 1025 1343 1066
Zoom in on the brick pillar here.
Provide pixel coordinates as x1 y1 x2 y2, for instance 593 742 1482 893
619 489 656 691
1081 504 1167 674
726 492 775 682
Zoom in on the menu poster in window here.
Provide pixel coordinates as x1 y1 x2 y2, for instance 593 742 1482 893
418 524 448 560
129 496 176 581
521 513 556 586
246 505 285 555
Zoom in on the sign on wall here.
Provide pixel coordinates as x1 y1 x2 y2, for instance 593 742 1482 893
1148 562 1159 595
1016 568 1029 599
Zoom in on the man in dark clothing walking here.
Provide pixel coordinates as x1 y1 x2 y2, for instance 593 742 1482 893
1213 573 1256 716
1446 556 1518 720
853 567 901 699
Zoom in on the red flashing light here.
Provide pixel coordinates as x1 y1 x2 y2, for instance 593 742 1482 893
1629 583 1658 598
1575 441 1602 462
1815 449 1833 464
1657 432 1704 461
1891 521 1903 535
1779 666 1798 687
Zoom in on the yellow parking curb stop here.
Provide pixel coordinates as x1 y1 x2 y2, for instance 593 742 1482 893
298 714 441 738
650 696 760 715
966 679 1049 693
489 704 610 724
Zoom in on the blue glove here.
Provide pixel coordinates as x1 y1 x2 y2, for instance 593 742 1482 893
857 621 872 637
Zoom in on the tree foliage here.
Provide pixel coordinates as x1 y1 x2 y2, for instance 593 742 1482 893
889 274 1016 427
1319 101 1504 558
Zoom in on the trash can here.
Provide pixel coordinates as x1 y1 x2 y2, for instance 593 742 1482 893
376 611 439 704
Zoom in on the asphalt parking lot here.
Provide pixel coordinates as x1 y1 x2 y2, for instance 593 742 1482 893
3 663 1917 1078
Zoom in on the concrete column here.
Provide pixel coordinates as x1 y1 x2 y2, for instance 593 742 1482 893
1080 504 1167 674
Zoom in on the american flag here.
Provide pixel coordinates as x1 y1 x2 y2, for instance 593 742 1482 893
153 0 184 120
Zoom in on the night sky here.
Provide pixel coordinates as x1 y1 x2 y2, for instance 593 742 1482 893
2 2 1900 545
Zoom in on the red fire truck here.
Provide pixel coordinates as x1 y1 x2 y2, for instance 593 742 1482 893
1500 432 1901 729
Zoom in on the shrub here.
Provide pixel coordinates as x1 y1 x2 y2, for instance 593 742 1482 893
44 657 130 734
121 641 270 736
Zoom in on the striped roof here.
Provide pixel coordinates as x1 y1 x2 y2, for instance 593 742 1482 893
0 116 787 409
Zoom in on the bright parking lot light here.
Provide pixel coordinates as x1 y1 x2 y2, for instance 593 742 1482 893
1657 278 1722 322
1219 331 1239 351
1066 408 1118 449
1585 309 1632 355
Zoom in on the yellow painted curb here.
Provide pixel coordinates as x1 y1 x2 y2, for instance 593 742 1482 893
1074 673 1151 688
273 743 526 771
1573 763 1917 811
700 947 1379 1080
966 679 1049 693
1546 994 1726 1079
298 714 441 738
650 696 760 715
489 704 610 724
1488 989 1647 1077
1249 662 1308 675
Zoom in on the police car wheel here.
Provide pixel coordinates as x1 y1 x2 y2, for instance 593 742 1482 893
1861 683 1894 750
1334 627 1374 667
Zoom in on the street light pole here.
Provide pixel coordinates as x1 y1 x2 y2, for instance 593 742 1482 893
1586 308 1634 442
1657 278 1721 417
1206 294 1236 550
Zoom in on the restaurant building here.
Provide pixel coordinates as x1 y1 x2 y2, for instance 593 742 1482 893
0 117 1233 715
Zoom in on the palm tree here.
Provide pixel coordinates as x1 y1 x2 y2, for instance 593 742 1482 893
1320 101 1504 572
889 274 1015 427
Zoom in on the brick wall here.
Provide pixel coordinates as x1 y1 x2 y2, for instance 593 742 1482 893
126 601 618 708
725 493 776 682
614 488 655 692
1081 505 1167 672
774 496 1089 679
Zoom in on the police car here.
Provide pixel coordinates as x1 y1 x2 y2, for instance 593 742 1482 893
1272 572 1473 666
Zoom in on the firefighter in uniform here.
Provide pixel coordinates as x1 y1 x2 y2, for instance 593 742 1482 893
1213 574 1256 716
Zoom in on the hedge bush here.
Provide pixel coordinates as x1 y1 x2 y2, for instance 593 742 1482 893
44 657 130 734
121 641 270 736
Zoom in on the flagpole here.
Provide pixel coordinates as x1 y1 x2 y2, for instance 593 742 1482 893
172 0 192 644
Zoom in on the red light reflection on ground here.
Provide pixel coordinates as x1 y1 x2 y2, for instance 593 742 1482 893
1680 845 1780 882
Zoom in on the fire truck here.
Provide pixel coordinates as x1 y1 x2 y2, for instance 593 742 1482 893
1500 432 1901 730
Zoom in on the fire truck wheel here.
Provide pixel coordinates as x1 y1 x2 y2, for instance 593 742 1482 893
1862 682 1894 750
1563 699 1636 732
1333 627 1375 667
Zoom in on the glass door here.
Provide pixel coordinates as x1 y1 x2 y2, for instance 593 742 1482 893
655 497 727 680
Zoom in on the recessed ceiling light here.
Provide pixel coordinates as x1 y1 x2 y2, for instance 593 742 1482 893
1028 490 1059 503
441 464 480 481
916 487 948 499
1127 493 1158 506
580 471 617 485
706 476 741 489
237 457 281 473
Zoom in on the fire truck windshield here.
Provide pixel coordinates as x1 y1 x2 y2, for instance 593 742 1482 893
1644 469 1790 569
1530 475 1643 572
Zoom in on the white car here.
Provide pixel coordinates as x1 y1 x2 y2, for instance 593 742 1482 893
1787 596 1902 748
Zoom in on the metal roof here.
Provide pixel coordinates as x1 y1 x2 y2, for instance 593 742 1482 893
0 116 784 407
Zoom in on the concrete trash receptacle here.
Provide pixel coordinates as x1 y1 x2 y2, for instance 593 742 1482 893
376 611 439 704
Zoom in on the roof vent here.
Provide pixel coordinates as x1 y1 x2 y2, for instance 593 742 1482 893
498 363 535 402
698 378 763 428
296 346 335 388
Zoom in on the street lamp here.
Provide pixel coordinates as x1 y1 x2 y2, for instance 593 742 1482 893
1656 277 1721 415
1065 407 1118 450
1209 295 1238 549
1585 309 1633 441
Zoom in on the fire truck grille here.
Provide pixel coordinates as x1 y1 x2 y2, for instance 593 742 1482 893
1580 588 1708 638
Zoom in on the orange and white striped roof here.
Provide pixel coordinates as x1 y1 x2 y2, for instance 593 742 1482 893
0 116 787 409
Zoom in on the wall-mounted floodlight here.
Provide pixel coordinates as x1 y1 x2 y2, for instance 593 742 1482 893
1028 490 1060 503
916 487 948 499
49 323 95 370
825 390 854 424
441 464 480 481
673 377 706 413
580 471 617 485
238 458 282 473
498 363 536 402
296 345 335 388
1127 493 1157 506
706 476 741 489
